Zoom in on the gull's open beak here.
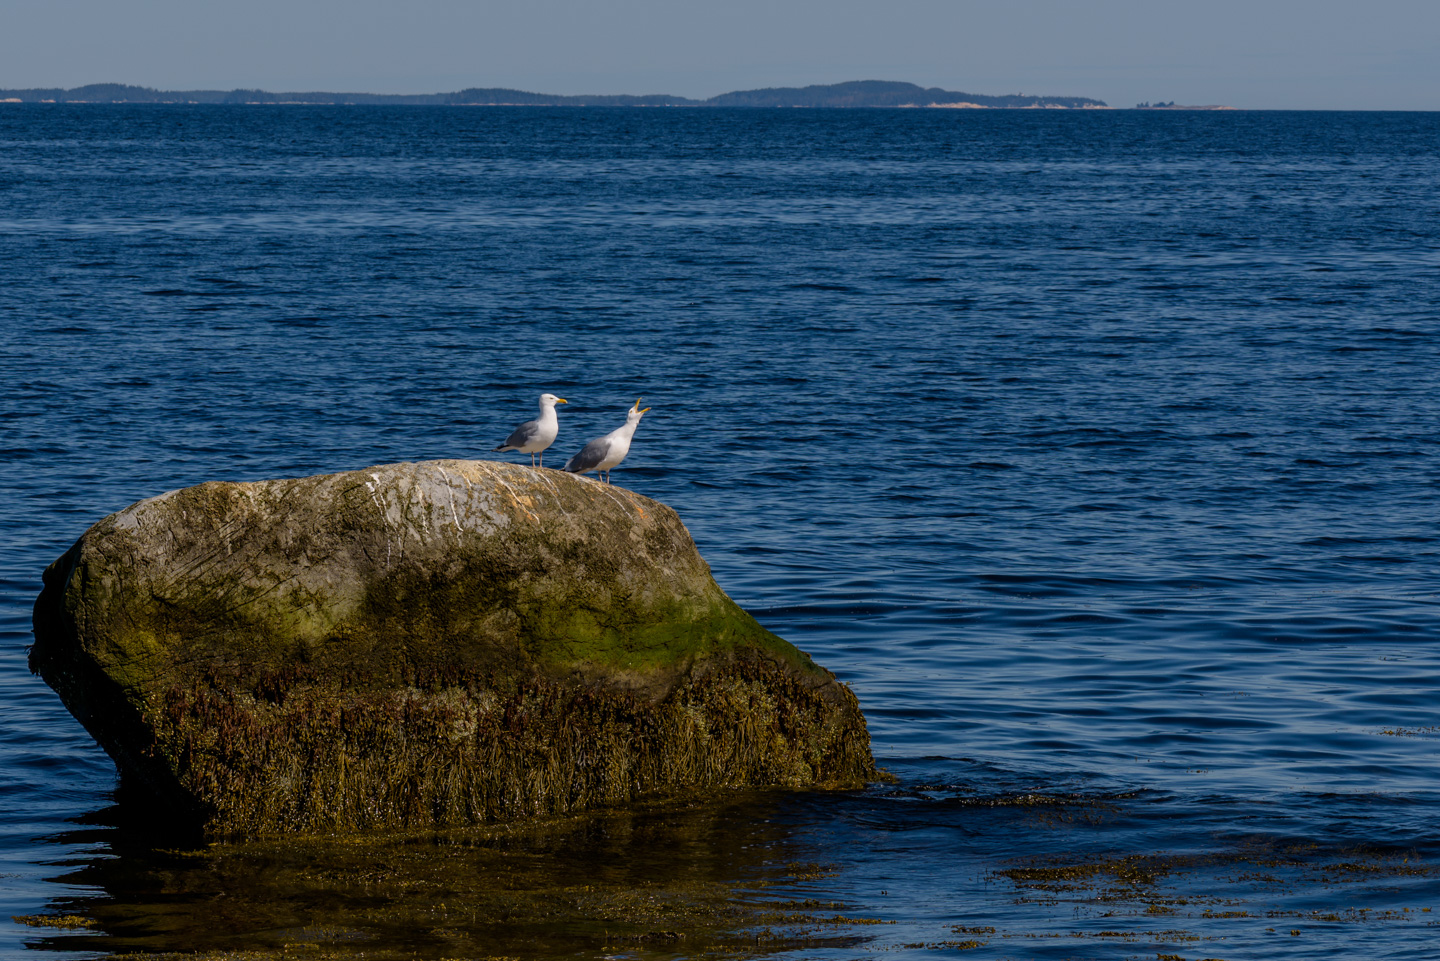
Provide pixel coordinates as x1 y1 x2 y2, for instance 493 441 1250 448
633 397 643 410
640 407 651 414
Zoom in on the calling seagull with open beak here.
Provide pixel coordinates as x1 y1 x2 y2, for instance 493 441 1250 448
494 392 568 467
563 398 650 484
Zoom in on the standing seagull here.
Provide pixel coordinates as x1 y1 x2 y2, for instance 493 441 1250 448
563 398 650 484
494 393 568 467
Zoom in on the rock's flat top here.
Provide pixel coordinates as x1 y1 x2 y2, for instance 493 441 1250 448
43 459 822 699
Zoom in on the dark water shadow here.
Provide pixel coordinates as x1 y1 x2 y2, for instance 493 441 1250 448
18 789 884 960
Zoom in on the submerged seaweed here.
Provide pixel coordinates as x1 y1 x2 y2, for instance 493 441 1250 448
149 653 874 837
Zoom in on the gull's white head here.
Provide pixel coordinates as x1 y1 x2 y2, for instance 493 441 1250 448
627 397 651 422
540 393 568 407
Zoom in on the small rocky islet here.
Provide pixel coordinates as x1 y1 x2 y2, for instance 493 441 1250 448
29 459 876 839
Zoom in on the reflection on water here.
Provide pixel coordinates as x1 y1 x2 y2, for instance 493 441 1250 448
25 791 874 959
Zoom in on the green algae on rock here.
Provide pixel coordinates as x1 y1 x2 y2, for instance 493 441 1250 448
29 460 875 837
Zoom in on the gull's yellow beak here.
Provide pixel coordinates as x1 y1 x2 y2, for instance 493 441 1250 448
640 407 651 414
633 397 643 410
556 398 568 404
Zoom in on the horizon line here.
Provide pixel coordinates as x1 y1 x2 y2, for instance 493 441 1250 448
3 81 1434 110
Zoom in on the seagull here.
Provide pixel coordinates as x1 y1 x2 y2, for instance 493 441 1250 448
563 398 650 484
493 392 568 467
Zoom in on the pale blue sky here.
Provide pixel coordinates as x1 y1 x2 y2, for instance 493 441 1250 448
3 0 1438 109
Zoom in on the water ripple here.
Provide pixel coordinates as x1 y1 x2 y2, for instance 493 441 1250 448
3 106 1440 958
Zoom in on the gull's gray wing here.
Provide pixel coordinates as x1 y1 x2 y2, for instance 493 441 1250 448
495 418 541 451
564 437 611 473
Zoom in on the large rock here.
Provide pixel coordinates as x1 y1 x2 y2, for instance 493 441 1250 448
30 460 874 838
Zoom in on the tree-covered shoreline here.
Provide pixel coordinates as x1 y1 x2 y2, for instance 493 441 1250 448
1 79 1105 108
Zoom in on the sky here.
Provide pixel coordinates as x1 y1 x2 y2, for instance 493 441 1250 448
3 0 1438 109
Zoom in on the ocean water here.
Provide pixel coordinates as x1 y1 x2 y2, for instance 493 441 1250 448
2 105 1440 959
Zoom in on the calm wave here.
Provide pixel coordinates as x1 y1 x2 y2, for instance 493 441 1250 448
3 105 1440 959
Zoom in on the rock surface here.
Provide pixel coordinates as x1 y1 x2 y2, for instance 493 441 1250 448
30 460 875 837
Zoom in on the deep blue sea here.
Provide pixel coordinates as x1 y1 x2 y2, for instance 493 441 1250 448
3 105 1440 959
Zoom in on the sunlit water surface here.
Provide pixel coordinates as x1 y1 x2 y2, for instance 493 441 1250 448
3 106 1440 959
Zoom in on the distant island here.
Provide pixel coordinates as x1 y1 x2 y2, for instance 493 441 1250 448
1135 101 1236 110
0 79 1107 109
